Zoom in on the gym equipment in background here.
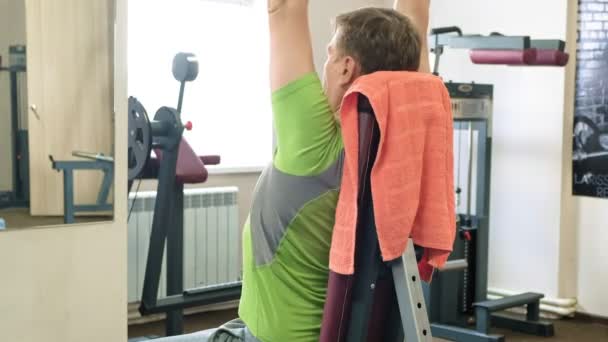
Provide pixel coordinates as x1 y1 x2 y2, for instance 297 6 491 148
49 151 114 224
128 53 234 338
0 45 29 209
427 83 553 342
429 26 569 75
320 96 432 342
425 26 567 342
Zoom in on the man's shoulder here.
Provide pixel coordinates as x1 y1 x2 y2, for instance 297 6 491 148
271 72 321 103
271 72 343 177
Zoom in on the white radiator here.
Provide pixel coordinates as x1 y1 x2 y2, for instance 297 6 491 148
127 186 241 303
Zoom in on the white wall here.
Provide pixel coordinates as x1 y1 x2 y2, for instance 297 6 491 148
0 0 26 191
576 198 608 315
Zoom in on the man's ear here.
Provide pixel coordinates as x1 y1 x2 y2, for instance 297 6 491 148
339 56 360 86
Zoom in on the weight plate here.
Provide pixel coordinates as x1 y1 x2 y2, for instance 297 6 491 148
128 97 152 180
153 106 181 150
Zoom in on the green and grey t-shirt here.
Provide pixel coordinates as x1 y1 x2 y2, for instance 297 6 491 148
238 73 344 342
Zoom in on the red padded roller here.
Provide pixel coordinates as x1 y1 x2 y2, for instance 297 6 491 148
200 155 221 166
470 49 537 65
153 139 208 184
530 49 569 66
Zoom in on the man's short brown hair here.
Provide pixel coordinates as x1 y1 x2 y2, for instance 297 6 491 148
334 8 421 74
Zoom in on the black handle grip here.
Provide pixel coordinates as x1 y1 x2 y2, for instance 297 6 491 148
431 26 463 36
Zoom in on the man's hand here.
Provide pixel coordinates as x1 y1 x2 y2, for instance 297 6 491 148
268 0 315 92
394 0 431 73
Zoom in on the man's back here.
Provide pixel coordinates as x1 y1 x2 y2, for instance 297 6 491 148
238 73 343 342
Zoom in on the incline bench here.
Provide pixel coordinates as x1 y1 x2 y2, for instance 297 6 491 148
320 95 434 342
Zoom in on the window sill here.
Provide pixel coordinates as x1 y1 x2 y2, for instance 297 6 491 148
206 166 265 175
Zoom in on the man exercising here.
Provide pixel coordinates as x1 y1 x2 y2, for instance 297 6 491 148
161 1 430 341
240 1 430 341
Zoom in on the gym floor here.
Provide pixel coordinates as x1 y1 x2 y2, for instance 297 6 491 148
0 208 110 229
128 309 608 341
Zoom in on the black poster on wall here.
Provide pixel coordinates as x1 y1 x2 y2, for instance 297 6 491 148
573 1 608 198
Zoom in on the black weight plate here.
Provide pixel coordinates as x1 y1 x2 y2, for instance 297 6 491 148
153 106 182 150
128 97 152 180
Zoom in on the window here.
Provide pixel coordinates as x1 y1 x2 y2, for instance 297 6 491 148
128 0 272 171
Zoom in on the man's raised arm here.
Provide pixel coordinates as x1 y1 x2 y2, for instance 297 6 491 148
393 0 431 73
268 0 316 92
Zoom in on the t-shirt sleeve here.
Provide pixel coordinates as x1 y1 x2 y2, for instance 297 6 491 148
272 72 343 176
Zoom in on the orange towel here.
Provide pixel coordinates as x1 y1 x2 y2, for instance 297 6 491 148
330 71 456 281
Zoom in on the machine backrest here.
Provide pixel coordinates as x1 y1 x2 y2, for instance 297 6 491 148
320 94 403 342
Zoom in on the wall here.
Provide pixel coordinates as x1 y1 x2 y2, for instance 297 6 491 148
0 0 128 341
0 0 25 191
575 198 608 316
0 224 127 341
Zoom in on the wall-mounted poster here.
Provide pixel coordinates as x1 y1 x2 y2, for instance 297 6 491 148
573 1 608 198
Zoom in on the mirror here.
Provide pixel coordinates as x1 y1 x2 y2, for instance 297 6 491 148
0 0 115 229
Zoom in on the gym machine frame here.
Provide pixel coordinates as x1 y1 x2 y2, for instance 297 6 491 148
49 152 114 224
425 27 561 342
0 46 29 209
129 53 241 337
430 26 568 75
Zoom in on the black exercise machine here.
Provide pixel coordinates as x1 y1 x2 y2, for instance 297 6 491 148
128 53 241 338
0 45 29 209
423 27 568 342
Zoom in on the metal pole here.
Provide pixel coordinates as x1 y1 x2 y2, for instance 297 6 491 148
177 81 185 117
96 163 114 205
166 183 185 336
391 239 433 341
10 70 20 203
63 169 75 224
476 124 491 303
466 122 474 217
140 143 180 314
